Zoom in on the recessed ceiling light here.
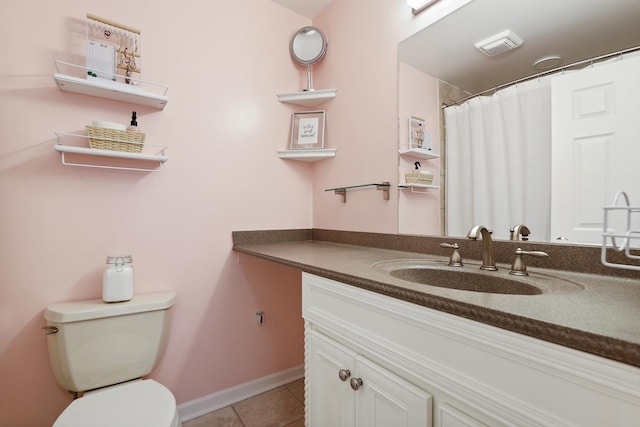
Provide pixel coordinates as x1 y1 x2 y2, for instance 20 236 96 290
533 55 563 70
475 30 523 57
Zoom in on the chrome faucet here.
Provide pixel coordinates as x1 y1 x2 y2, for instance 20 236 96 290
510 224 530 241
467 225 497 271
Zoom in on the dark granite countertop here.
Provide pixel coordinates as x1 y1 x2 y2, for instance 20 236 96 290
232 229 640 368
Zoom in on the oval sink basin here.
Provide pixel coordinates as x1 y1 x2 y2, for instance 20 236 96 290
373 259 583 295
389 268 541 295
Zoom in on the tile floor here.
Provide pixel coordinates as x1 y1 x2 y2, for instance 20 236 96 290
183 379 305 427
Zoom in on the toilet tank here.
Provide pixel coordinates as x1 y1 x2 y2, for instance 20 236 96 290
44 292 176 392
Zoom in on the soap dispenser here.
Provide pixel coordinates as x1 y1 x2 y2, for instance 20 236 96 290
127 111 139 132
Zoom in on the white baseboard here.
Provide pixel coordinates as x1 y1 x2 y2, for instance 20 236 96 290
177 364 304 422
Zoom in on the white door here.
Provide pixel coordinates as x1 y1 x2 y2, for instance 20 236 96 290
355 356 432 427
551 55 640 244
307 330 356 427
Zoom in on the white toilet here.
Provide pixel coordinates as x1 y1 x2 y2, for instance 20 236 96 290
44 291 182 427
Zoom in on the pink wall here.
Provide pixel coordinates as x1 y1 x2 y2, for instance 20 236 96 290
0 0 469 425
398 62 442 235
311 0 472 233
0 1 310 425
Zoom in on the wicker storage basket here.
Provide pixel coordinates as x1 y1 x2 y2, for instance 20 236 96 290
86 126 145 153
405 172 434 185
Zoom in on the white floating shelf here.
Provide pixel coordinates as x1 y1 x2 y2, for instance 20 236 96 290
53 61 168 109
400 183 440 192
399 148 440 160
55 144 168 162
54 132 168 172
54 73 168 109
276 89 337 107
277 148 336 163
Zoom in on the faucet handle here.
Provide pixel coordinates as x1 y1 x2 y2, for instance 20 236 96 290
509 248 549 276
440 243 463 267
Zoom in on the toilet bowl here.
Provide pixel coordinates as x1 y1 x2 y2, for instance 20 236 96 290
53 380 180 427
44 292 181 427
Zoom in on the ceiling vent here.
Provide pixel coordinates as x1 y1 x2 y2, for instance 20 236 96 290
475 30 523 57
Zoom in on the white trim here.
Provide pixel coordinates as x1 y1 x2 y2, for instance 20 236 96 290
177 365 304 422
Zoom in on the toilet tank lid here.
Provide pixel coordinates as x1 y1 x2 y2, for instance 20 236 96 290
45 291 176 323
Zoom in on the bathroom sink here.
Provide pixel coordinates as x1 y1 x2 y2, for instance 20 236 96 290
373 259 583 295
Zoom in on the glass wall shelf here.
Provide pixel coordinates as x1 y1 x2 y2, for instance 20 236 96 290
325 182 390 203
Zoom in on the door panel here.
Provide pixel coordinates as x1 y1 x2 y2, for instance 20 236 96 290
355 356 432 427
307 331 356 427
551 55 640 244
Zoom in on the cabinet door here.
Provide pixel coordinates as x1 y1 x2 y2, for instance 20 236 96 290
308 330 356 427
355 356 433 427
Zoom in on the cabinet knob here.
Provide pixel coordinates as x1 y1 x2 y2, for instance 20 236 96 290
338 369 351 382
350 377 363 391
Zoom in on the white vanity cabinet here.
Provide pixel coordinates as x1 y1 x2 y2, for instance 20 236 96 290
308 329 432 426
302 272 640 427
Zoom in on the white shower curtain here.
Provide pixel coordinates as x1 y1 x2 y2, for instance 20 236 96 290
444 77 552 241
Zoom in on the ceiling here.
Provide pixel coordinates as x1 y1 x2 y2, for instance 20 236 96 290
272 0 640 95
269 0 333 18
399 0 640 95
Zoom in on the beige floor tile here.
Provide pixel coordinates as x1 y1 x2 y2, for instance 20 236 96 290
284 419 305 427
183 406 244 427
285 379 305 403
233 386 304 427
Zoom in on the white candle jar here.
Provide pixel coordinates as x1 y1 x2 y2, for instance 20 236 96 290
103 255 134 302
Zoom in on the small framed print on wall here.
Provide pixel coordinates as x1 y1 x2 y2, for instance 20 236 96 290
409 116 431 150
290 110 326 149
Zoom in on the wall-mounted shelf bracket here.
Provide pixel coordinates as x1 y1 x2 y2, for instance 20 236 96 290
334 188 347 203
325 182 390 203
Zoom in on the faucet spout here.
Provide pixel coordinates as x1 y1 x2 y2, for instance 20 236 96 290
466 225 498 271
510 224 530 241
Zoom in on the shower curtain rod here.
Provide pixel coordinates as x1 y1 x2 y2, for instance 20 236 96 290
442 45 640 108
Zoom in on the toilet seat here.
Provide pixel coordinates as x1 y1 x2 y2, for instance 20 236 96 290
53 379 180 427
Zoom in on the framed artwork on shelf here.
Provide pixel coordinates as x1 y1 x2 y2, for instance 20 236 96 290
290 110 326 149
409 116 431 150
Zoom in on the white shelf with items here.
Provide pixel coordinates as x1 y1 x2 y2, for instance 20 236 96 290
601 191 640 271
399 183 440 193
53 61 169 110
54 132 168 172
399 148 440 160
277 148 336 163
276 88 337 108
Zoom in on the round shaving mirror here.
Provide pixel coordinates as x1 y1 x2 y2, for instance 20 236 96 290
290 26 327 91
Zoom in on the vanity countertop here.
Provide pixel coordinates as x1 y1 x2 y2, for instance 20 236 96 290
233 231 640 368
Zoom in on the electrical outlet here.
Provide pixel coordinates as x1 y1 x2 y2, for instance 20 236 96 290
255 311 264 326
